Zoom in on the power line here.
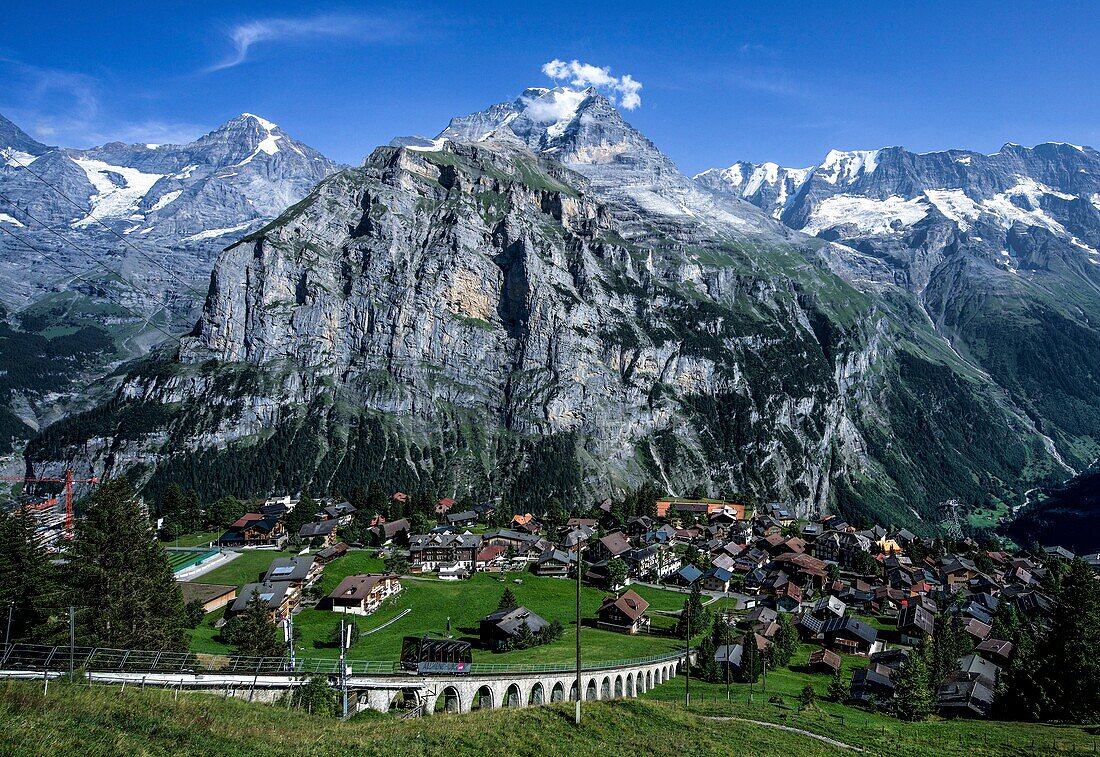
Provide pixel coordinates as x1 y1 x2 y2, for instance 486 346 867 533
0 219 180 344
0 147 199 289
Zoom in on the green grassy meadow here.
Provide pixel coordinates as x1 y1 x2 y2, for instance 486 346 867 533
1 678 1096 756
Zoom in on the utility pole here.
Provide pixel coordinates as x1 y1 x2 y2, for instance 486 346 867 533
286 614 296 671
684 601 691 708
4 601 12 647
68 606 74 683
339 616 349 719
575 539 583 726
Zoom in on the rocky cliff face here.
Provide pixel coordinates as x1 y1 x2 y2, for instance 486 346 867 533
25 91 1066 529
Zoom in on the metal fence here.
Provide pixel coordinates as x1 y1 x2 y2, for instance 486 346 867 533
0 643 687 678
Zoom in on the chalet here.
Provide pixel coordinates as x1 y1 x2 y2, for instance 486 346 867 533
435 497 457 515
299 520 339 547
812 595 847 620
229 582 296 621
941 558 979 587
774 581 803 612
318 502 356 524
562 526 595 550
699 567 732 593
714 643 746 676
958 654 1001 688
800 523 823 540
1043 545 1075 562
791 611 824 641
315 542 349 564
937 676 994 717
566 517 598 529
975 638 1014 667
744 605 778 627
438 563 470 581
533 548 574 577
670 564 703 587
596 589 650 634
263 556 322 589
964 617 992 645
849 664 895 705
179 583 237 613
590 531 632 562
711 553 737 573
479 606 549 650
625 515 655 536
371 517 410 545
483 529 539 553
897 603 936 644
476 545 508 572
807 647 842 675
446 510 478 527
510 513 538 532
218 514 287 549
821 616 878 655
409 533 481 571
323 574 401 615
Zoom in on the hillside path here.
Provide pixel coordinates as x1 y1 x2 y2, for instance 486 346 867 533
700 715 864 752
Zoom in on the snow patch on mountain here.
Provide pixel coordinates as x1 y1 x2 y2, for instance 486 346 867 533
817 149 881 185
182 221 253 242
149 190 182 212
70 158 164 227
924 189 982 231
803 194 928 235
3 150 38 168
0 213 25 227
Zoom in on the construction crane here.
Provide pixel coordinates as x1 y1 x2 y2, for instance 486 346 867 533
0 470 98 540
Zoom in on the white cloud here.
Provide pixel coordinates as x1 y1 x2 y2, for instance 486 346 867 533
541 59 644 110
206 14 404 73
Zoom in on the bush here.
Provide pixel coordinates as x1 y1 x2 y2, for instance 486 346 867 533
799 684 816 709
292 676 337 717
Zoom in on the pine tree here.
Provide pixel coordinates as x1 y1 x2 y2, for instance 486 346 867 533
0 508 57 643
675 582 708 639
513 619 534 650
827 670 848 702
181 489 203 532
738 632 762 684
160 483 184 537
893 637 934 721
498 586 518 610
768 613 800 668
799 684 817 710
68 477 189 650
226 588 285 658
696 635 720 682
205 495 246 529
283 493 316 538
711 611 736 648
931 611 970 686
1027 558 1100 722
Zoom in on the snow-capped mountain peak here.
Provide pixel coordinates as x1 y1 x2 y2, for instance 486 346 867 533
816 148 883 185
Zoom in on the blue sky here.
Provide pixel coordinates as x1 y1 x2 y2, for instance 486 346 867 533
2 1 1098 174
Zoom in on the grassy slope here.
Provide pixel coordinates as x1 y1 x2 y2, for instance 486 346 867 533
1 680 1095 757
189 554 687 664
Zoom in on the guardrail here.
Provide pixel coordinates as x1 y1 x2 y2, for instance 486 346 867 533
0 643 687 678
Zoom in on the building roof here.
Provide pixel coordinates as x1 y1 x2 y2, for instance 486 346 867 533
598 589 650 622
327 574 399 602
808 648 842 671
675 564 703 584
447 510 478 523
299 520 338 538
481 606 549 636
599 531 632 557
179 582 237 605
263 556 316 583
230 582 294 613
822 616 879 645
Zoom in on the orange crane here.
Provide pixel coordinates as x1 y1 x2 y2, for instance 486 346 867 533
1 470 98 539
